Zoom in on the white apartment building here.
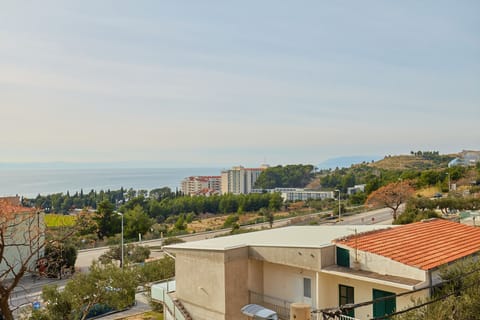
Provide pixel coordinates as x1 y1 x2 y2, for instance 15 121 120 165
221 165 268 195
281 190 335 202
347 184 366 195
181 176 221 195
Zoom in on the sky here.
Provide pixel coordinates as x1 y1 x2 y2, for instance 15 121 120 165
1 1 479 167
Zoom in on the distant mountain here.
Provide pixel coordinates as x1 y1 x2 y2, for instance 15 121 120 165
318 155 382 170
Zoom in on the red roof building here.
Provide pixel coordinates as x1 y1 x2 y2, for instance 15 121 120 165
335 218 480 271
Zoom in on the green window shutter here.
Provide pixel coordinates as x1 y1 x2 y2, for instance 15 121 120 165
336 247 350 267
373 289 396 318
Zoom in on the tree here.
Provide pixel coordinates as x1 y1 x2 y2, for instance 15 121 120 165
395 258 480 320
365 181 415 220
124 205 154 240
44 241 78 278
99 244 151 265
255 164 314 189
93 200 120 240
33 262 137 320
137 256 175 284
0 200 75 320
266 211 274 228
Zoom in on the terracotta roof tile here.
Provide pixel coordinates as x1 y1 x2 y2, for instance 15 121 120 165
336 219 480 270
0 199 36 215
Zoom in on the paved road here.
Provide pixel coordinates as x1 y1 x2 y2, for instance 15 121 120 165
336 206 397 225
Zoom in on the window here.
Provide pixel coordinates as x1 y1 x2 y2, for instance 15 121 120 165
339 285 354 317
303 277 311 298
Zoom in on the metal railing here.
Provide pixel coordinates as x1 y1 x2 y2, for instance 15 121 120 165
151 278 190 320
249 291 291 320
311 312 360 320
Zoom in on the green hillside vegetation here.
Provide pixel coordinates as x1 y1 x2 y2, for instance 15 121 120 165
313 151 470 195
371 151 454 170
254 164 314 189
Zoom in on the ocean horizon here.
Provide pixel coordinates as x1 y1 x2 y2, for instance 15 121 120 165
0 167 222 198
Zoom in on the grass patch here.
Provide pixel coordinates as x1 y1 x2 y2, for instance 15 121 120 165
45 214 76 227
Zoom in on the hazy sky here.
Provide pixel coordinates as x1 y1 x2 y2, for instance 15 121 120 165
1 1 479 167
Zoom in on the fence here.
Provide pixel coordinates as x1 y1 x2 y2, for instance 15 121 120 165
249 291 291 320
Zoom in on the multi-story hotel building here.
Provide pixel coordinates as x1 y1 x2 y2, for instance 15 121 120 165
221 165 268 195
181 176 221 196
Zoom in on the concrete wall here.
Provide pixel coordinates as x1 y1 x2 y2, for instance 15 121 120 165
250 246 323 271
172 247 250 320
317 272 428 320
248 259 264 293
338 245 427 282
173 249 227 320
320 246 335 268
263 262 317 308
224 247 249 319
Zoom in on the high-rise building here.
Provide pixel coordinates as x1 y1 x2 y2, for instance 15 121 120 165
181 176 221 196
220 165 268 195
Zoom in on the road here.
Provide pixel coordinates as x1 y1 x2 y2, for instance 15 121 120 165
335 206 397 225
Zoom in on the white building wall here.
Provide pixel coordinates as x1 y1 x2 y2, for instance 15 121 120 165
339 246 427 282
263 262 317 308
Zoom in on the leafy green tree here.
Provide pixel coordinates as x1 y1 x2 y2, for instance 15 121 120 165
99 244 151 265
174 215 186 230
185 212 195 223
94 200 120 240
268 193 283 211
149 187 174 201
31 285 73 320
394 258 480 320
137 256 175 284
348 191 366 205
33 262 137 320
124 205 154 239
162 237 185 246
255 164 314 189
223 214 239 228
265 211 274 228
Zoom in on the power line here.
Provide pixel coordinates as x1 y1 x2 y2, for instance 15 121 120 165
314 264 480 318
373 277 480 320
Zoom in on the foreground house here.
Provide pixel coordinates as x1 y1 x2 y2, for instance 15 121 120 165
0 197 45 279
152 219 480 320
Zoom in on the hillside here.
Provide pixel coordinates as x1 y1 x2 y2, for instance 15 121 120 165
369 154 455 170
306 151 466 191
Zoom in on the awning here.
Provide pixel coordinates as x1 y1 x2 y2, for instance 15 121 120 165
241 304 278 319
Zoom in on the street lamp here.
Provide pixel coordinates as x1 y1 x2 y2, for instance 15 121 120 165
116 211 124 269
335 189 341 222
446 172 451 192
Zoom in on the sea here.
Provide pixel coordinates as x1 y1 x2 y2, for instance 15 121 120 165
0 167 222 198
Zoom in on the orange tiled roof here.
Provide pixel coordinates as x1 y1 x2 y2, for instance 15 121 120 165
336 219 480 270
0 199 36 215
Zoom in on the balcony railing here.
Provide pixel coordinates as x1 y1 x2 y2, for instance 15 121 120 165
151 278 190 320
311 311 360 320
249 291 291 320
